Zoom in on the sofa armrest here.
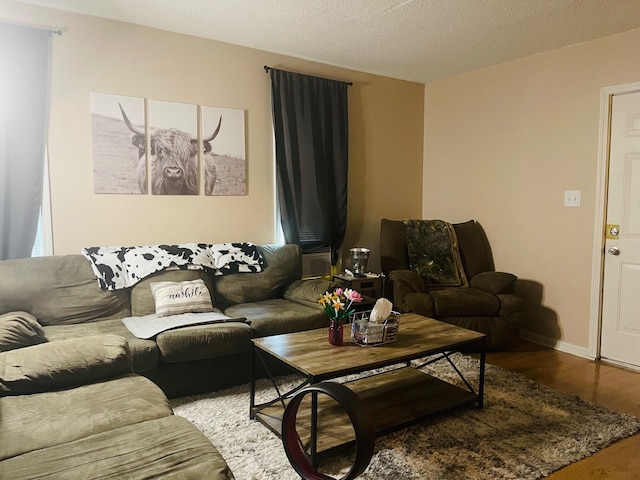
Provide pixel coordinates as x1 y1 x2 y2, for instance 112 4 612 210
388 270 425 311
497 293 524 316
0 334 132 396
469 271 517 295
403 292 436 317
283 279 340 308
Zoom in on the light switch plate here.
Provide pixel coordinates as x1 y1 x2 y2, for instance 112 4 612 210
564 190 581 207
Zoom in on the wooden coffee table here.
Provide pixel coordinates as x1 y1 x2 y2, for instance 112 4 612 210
250 313 486 459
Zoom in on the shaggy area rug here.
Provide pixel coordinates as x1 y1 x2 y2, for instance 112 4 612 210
170 354 640 480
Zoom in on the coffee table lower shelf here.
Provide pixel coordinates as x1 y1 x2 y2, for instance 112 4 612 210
253 366 479 454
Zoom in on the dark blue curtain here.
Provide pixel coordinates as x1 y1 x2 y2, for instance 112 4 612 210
269 68 349 265
0 24 51 260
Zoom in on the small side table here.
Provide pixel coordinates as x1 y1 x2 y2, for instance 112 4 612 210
332 273 383 304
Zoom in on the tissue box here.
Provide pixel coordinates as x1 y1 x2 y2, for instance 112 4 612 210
350 310 401 346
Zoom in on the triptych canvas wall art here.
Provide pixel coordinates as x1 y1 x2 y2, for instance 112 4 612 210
90 93 246 196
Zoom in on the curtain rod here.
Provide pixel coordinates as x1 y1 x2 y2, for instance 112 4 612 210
1 20 63 36
264 65 353 86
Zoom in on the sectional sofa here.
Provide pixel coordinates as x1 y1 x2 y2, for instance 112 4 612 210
0 243 334 398
0 243 339 478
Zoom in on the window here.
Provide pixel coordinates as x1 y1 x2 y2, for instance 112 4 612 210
267 67 349 266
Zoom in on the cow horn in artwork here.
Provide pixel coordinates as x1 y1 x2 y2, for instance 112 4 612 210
119 103 145 136
203 115 222 142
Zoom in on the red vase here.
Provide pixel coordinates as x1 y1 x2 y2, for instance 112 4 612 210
328 322 344 346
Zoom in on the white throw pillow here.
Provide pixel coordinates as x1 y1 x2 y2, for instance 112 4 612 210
150 279 214 317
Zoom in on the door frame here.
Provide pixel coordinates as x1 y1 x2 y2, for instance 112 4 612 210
590 81 640 360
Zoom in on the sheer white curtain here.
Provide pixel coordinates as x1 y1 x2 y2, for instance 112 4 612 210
0 23 51 260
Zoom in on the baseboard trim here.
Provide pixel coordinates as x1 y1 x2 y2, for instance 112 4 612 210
519 330 594 360
599 357 640 372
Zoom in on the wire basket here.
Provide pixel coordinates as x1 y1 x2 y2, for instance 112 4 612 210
350 310 401 346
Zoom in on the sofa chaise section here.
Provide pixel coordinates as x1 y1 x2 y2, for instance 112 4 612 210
0 335 233 479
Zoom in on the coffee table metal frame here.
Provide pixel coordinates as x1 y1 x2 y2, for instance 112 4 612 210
249 314 486 466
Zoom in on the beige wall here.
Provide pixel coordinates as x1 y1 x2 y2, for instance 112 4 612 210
423 28 640 349
1 0 423 270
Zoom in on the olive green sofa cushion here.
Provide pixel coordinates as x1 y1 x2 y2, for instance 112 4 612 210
0 255 130 325
0 335 132 395
155 321 253 363
42 321 159 373
225 298 328 338
0 375 169 461
0 415 232 480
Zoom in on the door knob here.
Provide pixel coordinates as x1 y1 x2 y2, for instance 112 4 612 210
608 246 621 256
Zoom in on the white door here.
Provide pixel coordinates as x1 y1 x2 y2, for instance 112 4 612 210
600 91 640 368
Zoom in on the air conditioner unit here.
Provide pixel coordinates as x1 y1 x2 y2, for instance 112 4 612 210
301 250 332 279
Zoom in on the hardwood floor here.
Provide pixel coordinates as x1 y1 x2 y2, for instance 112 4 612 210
478 342 640 479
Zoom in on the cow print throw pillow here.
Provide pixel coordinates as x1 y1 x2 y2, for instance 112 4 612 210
150 280 214 317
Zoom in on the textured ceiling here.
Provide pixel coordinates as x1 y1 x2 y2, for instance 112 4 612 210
12 0 640 83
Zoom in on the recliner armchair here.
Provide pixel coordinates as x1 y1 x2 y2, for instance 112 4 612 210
380 219 522 348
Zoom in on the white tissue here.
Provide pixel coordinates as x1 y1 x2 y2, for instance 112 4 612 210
369 298 393 323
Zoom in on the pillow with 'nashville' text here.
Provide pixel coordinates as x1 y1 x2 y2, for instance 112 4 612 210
150 279 214 317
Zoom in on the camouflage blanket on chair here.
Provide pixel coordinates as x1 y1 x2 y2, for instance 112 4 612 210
404 219 467 287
